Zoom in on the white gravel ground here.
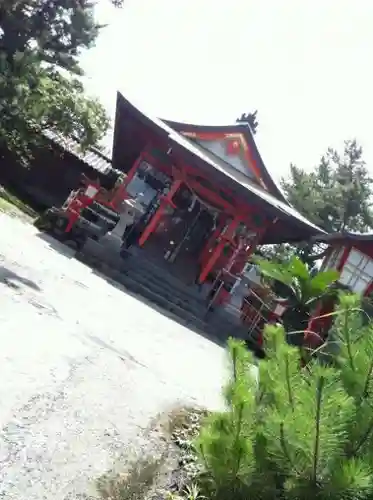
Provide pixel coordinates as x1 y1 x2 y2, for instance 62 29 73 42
0 214 226 500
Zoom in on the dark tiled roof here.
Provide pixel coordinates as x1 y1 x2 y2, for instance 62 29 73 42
113 93 325 242
43 130 113 174
312 232 373 244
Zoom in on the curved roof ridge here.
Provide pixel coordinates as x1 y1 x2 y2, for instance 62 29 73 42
164 118 288 205
163 118 248 130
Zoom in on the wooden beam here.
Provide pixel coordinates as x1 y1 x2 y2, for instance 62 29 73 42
110 152 144 208
138 179 182 247
198 216 242 283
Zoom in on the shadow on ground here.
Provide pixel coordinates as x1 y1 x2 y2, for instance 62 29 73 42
36 233 76 259
34 232 240 351
92 269 227 349
0 266 41 291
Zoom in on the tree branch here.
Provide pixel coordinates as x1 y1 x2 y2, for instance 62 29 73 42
305 249 329 262
285 354 295 411
312 376 325 485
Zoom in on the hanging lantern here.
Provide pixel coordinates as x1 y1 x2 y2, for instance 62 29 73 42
226 138 241 156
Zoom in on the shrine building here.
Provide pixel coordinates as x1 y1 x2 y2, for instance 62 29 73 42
110 92 324 303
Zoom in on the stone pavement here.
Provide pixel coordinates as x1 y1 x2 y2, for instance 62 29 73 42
0 214 226 500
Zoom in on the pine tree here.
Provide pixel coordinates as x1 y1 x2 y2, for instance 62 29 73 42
282 140 373 234
197 294 373 499
260 140 373 264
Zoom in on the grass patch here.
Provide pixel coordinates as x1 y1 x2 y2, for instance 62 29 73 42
96 407 209 500
0 187 37 220
166 407 203 436
0 197 13 212
97 455 166 500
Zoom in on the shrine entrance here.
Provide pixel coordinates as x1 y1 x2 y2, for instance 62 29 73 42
126 178 218 284
119 150 272 292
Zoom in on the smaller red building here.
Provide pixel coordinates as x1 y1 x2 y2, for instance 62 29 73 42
320 233 373 296
308 232 373 344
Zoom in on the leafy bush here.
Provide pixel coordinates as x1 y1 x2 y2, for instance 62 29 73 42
255 256 339 348
196 294 373 500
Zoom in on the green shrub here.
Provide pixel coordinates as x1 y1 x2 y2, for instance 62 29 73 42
196 294 373 500
255 255 339 341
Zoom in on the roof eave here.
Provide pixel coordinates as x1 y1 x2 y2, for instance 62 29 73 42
311 232 373 244
169 140 325 241
164 118 289 204
113 93 324 242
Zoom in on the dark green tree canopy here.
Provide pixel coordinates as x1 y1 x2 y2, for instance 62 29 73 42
0 0 100 74
258 140 373 265
0 0 121 159
282 140 373 233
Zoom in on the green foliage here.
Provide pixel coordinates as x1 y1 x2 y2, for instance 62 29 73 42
167 484 207 500
261 140 373 264
255 256 339 340
282 140 373 234
0 0 119 159
0 0 121 72
197 341 257 498
0 53 109 160
197 295 373 499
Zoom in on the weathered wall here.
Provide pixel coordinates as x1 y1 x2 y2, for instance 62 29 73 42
0 143 114 211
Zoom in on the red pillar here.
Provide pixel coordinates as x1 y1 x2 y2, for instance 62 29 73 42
138 179 182 247
198 217 241 283
364 281 373 297
337 245 351 272
304 302 324 348
245 218 275 258
110 153 144 209
304 244 350 348
199 216 227 266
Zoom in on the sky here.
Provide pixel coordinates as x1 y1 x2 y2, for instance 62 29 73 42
79 0 373 182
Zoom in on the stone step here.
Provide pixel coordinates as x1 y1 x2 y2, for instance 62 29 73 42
84 260 209 330
124 266 207 315
206 312 257 341
120 272 206 319
77 243 207 319
79 239 208 312
128 278 206 317
123 251 205 302
100 265 257 347
76 238 262 351
78 237 128 272
106 264 258 345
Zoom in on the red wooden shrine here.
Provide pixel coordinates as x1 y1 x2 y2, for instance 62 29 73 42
110 93 324 307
